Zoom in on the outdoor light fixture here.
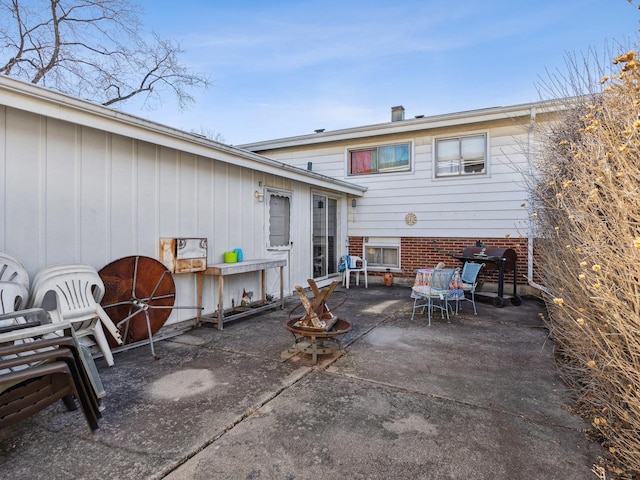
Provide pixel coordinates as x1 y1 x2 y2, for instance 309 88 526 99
351 198 357 208
254 191 264 201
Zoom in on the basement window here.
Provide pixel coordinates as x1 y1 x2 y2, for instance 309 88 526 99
364 241 400 270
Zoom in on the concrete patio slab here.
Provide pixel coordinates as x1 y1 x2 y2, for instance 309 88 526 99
0 285 605 479
166 370 598 480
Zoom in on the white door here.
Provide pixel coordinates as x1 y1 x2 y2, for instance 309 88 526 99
265 188 292 298
312 193 339 281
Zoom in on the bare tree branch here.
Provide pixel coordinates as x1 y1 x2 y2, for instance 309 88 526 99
0 0 209 109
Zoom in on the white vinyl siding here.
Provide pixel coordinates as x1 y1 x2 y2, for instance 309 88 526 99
247 121 533 239
0 104 350 326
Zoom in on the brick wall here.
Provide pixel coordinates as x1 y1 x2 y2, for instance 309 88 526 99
348 236 530 285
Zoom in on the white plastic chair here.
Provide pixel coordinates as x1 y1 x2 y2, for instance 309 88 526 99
0 252 30 304
0 281 51 351
0 282 31 329
30 264 102 301
28 265 123 367
1 280 57 374
0 295 57 376
341 255 368 289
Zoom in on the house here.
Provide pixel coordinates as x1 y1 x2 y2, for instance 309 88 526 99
241 101 567 295
0 75 366 334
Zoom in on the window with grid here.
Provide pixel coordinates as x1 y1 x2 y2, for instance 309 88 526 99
348 143 410 175
435 134 486 177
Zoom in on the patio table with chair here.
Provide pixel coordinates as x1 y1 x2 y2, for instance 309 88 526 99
410 267 464 325
412 268 464 300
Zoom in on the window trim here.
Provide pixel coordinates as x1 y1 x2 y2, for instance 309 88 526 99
363 240 402 272
347 141 412 176
311 191 341 279
434 133 488 178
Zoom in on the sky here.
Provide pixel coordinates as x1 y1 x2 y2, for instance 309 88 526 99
127 0 639 146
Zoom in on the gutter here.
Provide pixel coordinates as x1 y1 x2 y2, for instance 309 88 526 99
525 107 549 295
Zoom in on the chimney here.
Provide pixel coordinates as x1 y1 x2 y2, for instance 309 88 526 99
391 105 405 122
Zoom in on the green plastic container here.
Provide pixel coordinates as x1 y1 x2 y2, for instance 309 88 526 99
224 251 237 263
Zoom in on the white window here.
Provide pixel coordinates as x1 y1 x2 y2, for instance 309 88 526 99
348 143 410 175
364 239 401 270
435 134 486 177
267 189 291 249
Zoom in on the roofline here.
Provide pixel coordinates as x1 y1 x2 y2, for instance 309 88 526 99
0 75 367 196
240 98 574 151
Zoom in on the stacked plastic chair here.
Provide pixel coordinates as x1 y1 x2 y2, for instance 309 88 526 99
0 253 36 335
0 269 104 432
0 321 102 431
0 252 30 298
27 264 123 367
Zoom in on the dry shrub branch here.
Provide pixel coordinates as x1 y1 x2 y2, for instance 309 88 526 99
532 45 640 477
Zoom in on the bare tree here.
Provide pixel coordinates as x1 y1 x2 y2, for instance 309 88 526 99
0 0 209 109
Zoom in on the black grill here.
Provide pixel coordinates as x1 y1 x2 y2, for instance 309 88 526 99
455 246 521 308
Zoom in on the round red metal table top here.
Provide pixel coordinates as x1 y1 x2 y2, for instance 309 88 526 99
99 255 175 345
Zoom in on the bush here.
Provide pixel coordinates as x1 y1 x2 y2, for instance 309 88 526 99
532 47 640 477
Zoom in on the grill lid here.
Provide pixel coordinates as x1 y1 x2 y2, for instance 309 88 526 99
460 246 517 272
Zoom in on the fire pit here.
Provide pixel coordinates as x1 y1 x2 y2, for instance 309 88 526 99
283 317 352 364
283 279 352 364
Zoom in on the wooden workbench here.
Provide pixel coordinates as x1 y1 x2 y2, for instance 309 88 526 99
196 259 286 329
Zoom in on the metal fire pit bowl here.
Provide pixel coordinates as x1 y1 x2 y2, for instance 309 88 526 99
283 317 352 364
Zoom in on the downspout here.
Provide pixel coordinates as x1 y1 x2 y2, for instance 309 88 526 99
526 107 549 294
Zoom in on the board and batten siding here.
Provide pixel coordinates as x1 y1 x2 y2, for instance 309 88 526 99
0 104 333 327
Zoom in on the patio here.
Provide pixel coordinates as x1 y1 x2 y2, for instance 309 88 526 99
0 285 604 479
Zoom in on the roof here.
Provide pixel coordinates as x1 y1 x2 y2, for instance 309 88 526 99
0 75 367 196
240 98 571 151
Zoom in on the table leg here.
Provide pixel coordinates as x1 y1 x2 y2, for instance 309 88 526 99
196 273 204 326
279 265 284 309
217 274 224 330
497 262 505 298
311 336 318 364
